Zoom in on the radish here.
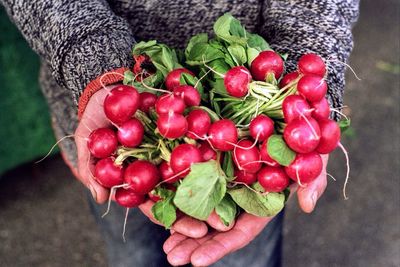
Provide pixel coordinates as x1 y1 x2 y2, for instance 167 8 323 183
173 85 201 106
249 114 274 142
186 109 211 139
117 118 144 148
104 85 140 124
224 66 252 97
139 92 157 113
257 166 290 192
259 140 280 167
250 51 284 80
208 119 238 151
198 141 217 161
88 128 118 158
282 95 312 123
279 71 299 88
155 94 186 114
165 68 195 90
298 53 326 77
94 157 124 188
157 112 188 139
283 117 321 153
233 139 261 173
148 191 162 202
234 169 257 185
124 160 160 194
159 161 178 184
285 152 323 184
115 188 145 208
316 119 341 154
297 75 327 102
170 144 203 178
310 97 330 121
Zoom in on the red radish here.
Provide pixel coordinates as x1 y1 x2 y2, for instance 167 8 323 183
198 141 217 161
155 94 186 114
157 112 188 139
249 114 274 142
115 188 145 208
285 152 323 184
104 85 140 124
124 160 160 194
159 161 178 184
148 184 177 202
233 140 262 173
234 169 257 185
88 128 118 158
250 51 284 80
282 95 312 123
170 144 203 177
173 85 201 106
117 118 144 148
316 119 341 154
224 66 252 97
165 68 195 90
94 157 124 188
186 109 211 139
139 92 157 113
148 191 162 202
310 97 331 121
298 53 326 77
259 140 280 167
297 75 328 102
208 119 238 151
283 117 321 153
257 166 290 192
279 71 299 88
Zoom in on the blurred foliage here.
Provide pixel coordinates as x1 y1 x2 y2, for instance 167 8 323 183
376 60 400 74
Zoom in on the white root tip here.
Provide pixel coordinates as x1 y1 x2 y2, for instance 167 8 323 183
35 134 75 164
338 142 350 200
122 208 130 242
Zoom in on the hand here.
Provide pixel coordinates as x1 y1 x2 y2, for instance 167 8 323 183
163 155 329 266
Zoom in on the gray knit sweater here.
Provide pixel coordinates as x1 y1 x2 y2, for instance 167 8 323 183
1 0 359 167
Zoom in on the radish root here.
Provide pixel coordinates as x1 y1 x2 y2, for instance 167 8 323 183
35 134 76 163
338 142 350 199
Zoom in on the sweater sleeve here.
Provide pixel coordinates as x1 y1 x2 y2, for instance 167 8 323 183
0 0 135 105
259 0 359 119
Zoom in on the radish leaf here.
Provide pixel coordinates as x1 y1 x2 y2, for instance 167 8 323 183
151 188 177 229
215 195 237 226
267 135 296 166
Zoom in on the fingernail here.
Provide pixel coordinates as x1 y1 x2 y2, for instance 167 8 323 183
311 191 318 208
88 184 97 201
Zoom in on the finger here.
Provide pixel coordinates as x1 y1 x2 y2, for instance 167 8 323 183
297 154 329 213
191 213 272 266
206 211 235 232
163 233 188 254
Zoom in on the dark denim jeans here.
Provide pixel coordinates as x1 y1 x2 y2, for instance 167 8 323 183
89 196 284 267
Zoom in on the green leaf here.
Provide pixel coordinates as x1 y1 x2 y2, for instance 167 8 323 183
215 195 237 226
173 160 227 220
267 135 296 166
123 70 135 86
187 43 225 65
222 151 235 180
151 188 177 229
180 72 205 100
227 44 247 66
228 184 285 217
213 13 247 45
247 47 261 66
247 34 270 50
229 18 246 38
339 119 351 133
132 40 157 55
185 33 209 58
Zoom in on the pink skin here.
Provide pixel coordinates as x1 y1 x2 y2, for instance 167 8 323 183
283 117 321 153
173 85 201 106
250 51 284 80
257 166 290 192
117 118 144 148
198 141 217 161
170 144 203 178
165 68 195 91
224 66 252 97
159 161 179 184
87 128 118 158
310 97 331 121
94 157 124 188
186 109 211 140
139 92 157 113
208 119 238 151
279 71 299 88
298 53 326 77
282 95 312 123
233 139 262 174
124 160 160 195
316 119 341 154
104 85 140 125
285 152 323 184
249 114 274 142
155 93 186 114
234 169 257 185
259 140 280 167
157 112 188 139
297 75 328 102
115 188 146 208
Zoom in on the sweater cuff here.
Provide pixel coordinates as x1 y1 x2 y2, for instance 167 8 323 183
77 67 129 119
